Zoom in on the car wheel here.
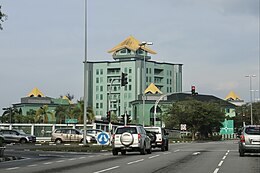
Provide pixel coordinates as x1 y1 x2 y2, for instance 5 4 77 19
55 138 62 144
112 149 118 156
146 146 152 154
121 150 126 155
80 139 88 144
140 143 146 155
165 142 169 151
20 138 27 144
239 149 245 157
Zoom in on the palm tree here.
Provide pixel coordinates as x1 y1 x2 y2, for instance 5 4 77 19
55 105 69 124
35 105 55 123
75 100 95 124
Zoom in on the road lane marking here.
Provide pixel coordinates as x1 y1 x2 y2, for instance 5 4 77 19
6 167 20 171
27 164 37 167
43 162 53 165
222 156 226 160
163 152 171 155
213 168 219 173
149 155 160 159
192 152 201 156
127 159 144 165
56 160 65 163
79 156 86 159
69 158 76 161
93 166 120 173
174 149 180 152
218 160 224 167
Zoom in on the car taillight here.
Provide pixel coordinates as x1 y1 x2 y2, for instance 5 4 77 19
240 135 245 143
138 134 141 139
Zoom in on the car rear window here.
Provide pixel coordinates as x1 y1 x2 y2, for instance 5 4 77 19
145 128 160 133
245 127 260 135
116 127 137 134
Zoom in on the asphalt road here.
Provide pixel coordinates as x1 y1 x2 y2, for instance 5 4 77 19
1 140 259 173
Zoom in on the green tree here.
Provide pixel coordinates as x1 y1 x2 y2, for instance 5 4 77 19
35 105 55 123
0 5 7 30
71 100 95 124
110 111 118 123
163 99 225 140
55 105 69 124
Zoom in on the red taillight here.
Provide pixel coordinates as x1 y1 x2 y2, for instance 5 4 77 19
138 134 141 139
240 135 245 143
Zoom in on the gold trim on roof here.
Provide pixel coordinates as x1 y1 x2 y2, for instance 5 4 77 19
27 88 44 97
62 96 73 104
144 83 162 94
225 91 241 100
108 36 157 54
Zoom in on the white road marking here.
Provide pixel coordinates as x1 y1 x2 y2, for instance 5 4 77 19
89 156 94 158
79 156 86 159
149 155 160 159
225 152 229 156
56 160 65 163
174 149 180 152
218 160 224 167
127 159 144 165
69 158 76 161
163 152 171 155
192 152 201 156
213 168 219 173
93 166 120 173
43 162 53 165
6 167 20 171
27 164 38 167
222 156 226 160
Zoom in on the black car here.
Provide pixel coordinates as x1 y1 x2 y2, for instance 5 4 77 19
0 129 36 144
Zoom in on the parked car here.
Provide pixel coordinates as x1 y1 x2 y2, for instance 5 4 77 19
144 126 169 151
51 128 96 144
111 125 152 155
238 125 260 157
80 129 103 140
0 129 36 144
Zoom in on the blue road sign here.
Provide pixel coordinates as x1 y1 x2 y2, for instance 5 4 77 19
97 132 109 145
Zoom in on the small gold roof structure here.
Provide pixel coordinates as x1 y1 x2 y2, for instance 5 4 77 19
62 95 73 104
144 83 163 94
27 88 44 97
225 91 241 100
108 35 157 54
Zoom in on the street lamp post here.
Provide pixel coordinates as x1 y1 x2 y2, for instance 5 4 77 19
83 0 88 145
245 75 256 125
139 41 153 126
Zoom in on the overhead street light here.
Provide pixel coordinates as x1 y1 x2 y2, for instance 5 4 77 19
245 75 256 125
139 41 153 126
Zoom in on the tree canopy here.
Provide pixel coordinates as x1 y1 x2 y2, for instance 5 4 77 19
0 5 7 30
163 99 225 140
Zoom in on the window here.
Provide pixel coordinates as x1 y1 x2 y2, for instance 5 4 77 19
100 103 103 108
129 85 132 91
100 69 103 75
129 68 132 73
96 78 99 83
100 94 103 100
100 86 103 92
96 86 99 91
96 69 99 75
96 103 99 108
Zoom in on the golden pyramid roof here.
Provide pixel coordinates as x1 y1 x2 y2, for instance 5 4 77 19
225 91 241 100
62 95 73 104
108 36 157 54
144 83 163 94
27 88 44 97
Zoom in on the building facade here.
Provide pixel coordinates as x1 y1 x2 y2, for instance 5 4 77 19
86 36 183 123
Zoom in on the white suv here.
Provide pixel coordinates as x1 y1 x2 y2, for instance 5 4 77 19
111 125 152 155
144 127 169 151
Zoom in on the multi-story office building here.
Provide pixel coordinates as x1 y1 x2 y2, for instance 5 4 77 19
86 36 183 124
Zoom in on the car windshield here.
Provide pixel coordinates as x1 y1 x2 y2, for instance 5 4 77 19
245 127 260 135
116 127 137 134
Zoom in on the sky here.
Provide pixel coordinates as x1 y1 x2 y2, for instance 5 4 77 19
0 0 259 114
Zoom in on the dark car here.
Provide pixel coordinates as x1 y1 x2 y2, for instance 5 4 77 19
0 129 36 144
238 125 260 156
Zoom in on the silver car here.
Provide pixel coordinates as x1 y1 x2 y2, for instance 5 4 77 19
238 125 260 157
0 129 36 144
111 125 152 155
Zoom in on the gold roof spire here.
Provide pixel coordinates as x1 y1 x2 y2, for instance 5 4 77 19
108 35 157 54
225 91 241 100
27 88 44 97
144 83 163 94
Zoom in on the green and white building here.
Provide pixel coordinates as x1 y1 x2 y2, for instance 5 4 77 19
86 36 183 124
